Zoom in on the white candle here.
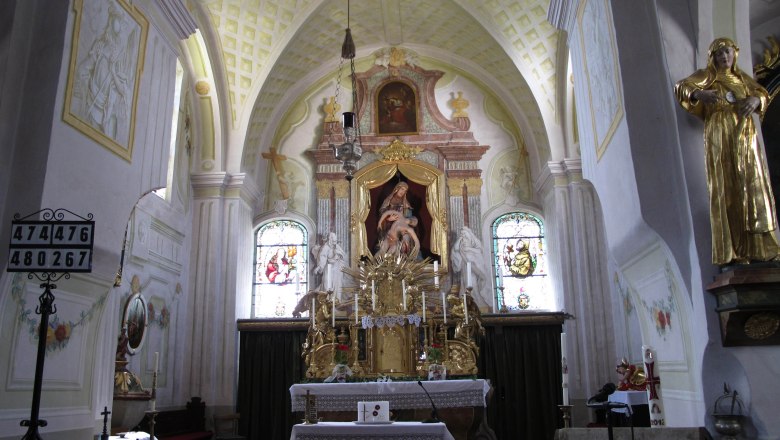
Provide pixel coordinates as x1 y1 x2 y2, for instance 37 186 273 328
151 398 156 412
371 280 376 310
466 262 472 288
327 263 333 290
153 351 159 374
463 292 469 325
433 261 439 288
402 280 407 310
332 296 336 327
311 298 316 325
422 291 426 322
441 290 447 324
354 293 358 324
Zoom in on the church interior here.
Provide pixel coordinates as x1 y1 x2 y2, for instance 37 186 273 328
1 0 780 439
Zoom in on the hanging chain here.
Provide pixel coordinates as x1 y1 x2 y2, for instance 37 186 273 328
350 57 362 153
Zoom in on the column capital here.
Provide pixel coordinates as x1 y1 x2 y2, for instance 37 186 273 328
191 172 228 198
225 173 262 205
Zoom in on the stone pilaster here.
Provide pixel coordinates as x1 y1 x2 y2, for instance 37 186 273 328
540 159 615 408
186 172 256 407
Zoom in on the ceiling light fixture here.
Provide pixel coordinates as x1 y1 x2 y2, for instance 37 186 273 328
330 0 362 181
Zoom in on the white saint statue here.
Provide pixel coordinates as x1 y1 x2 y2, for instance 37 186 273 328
313 232 347 301
451 226 489 307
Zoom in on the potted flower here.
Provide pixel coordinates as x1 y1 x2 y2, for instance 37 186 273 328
427 343 446 381
324 344 353 383
334 344 350 365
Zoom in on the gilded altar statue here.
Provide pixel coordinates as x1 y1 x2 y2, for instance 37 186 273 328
675 38 779 265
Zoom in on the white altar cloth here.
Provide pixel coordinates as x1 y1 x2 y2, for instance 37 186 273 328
109 432 157 440
608 390 648 414
290 379 490 412
291 421 455 440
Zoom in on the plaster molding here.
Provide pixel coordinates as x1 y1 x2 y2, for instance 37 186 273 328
548 0 580 36
153 0 197 40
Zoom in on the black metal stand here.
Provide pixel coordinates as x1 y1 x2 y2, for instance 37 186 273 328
20 273 69 440
145 410 158 440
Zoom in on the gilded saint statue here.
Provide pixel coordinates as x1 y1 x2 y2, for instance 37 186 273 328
675 38 779 265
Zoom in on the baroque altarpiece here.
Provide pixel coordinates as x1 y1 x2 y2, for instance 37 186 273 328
296 48 492 379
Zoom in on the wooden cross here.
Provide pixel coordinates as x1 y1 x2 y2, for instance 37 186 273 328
262 146 290 199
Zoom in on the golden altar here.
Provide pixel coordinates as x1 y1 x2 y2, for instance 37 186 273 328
295 253 482 380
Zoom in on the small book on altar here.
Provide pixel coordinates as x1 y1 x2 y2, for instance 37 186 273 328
357 401 390 422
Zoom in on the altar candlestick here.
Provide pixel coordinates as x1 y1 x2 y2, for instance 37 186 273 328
441 290 447 324
561 333 569 405
433 261 439 288
466 262 472 288
153 352 159 374
354 293 358 324
402 280 407 310
422 291 426 322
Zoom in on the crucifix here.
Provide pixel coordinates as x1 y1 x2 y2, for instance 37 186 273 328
100 406 111 440
262 146 290 199
360 402 371 421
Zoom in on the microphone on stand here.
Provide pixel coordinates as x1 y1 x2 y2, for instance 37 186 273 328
417 381 441 423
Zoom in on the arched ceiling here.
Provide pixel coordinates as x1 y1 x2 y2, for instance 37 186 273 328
198 0 562 173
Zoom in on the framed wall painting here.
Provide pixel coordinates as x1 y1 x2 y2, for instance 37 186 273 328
63 0 148 162
377 81 418 135
577 0 623 161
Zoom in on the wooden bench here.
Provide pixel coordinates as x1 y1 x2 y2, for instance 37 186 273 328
137 397 212 440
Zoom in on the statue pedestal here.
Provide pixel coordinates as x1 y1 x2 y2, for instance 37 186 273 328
706 265 780 346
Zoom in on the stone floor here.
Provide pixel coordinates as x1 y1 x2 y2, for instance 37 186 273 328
554 427 713 440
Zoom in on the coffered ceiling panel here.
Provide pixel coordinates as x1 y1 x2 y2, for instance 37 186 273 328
200 0 561 172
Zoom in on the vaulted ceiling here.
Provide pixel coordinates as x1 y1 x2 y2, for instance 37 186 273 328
194 0 564 173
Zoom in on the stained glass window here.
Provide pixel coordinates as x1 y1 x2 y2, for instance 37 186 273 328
491 212 553 311
252 220 308 318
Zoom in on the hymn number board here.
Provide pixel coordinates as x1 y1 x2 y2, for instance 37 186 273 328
8 221 94 272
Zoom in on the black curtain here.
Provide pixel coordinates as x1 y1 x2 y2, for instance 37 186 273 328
236 329 307 440
237 323 562 440
479 324 563 440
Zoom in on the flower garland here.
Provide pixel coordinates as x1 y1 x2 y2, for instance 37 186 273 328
11 273 108 354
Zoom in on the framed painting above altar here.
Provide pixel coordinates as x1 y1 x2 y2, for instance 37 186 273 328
377 80 418 135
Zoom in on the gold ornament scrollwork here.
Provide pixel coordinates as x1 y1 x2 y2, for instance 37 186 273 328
744 312 780 340
316 181 332 199
376 138 423 162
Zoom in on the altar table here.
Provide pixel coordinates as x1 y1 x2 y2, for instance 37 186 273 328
108 432 156 440
608 390 648 411
291 421 455 440
290 379 490 412
607 390 650 426
289 380 493 440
